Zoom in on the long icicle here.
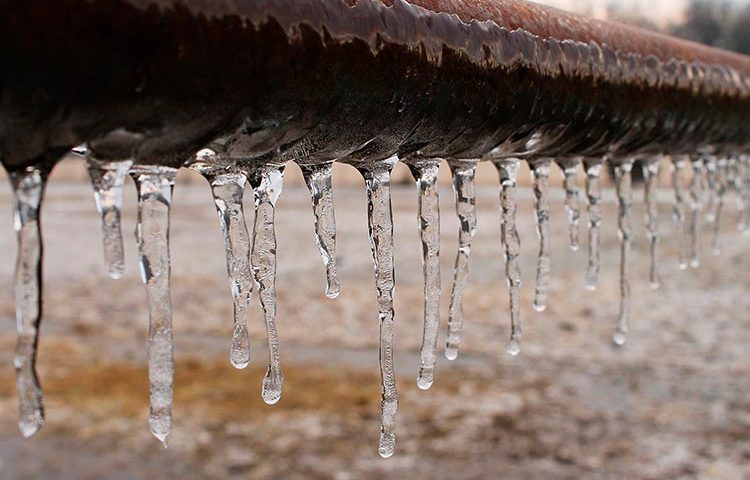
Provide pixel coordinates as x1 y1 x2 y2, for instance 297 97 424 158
246 164 285 405
192 158 253 369
688 157 704 268
672 156 688 270
85 157 133 279
300 162 341 299
9 166 48 437
407 160 441 390
560 159 581 251
642 157 661 290
613 160 634 346
583 158 603 291
530 159 552 312
494 160 523 356
131 165 178 446
445 161 478 361
357 160 398 459
712 157 729 255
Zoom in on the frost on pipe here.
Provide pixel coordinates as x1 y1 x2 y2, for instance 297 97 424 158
2 0 750 458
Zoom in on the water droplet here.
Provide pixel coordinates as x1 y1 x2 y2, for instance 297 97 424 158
407 160 441 390
130 165 178 445
445 161 478 361
530 159 551 312
85 156 132 279
583 159 602 291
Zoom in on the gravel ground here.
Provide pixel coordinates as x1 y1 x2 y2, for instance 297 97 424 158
0 160 748 479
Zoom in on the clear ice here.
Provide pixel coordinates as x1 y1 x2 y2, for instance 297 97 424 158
131 165 178 446
300 162 340 299
85 157 132 279
494 160 523 356
357 160 399 459
9 166 48 437
711 157 729 255
584 159 603 290
407 160 441 390
688 158 704 268
671 156 689 270
530 159 552 312
613 160 633 347
445 161 478 361
559 160 581 251
642 157 661 289
246 164 286 405
191 154 253 369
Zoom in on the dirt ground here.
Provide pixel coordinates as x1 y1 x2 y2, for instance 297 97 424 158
0 159 748 479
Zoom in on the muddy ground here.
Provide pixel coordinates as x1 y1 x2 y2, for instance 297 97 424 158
0 159 748 479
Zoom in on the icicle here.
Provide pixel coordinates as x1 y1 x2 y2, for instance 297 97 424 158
559 160 581 251
300 162 340 299
8 166 48 437
704 156 718 224
737 155 750 234
530 159 552 312
244 164 285 405
85 157 132 279
494 160 523 356
583 159 603 291
712 157 729 255
642 157 661 290
613 160 634 346
688 158 704 268
406 160 441 389
671 156 688 270
191 156 253 369
445 161 478 361
356 159 399 459
131 165 178 447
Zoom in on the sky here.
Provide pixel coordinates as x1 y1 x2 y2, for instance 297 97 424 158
536 0 688 26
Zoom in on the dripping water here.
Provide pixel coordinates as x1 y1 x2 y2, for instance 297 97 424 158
407 160 441 390
671 156 688 270
688 158 704 268
445 161 478 361
642 157 661 289
131 165 178 447
583 159 603 291
300 162 341 299
85 157 133 279
494 159 523 356
9 166 48 438
356 159 399 459
613 160 634 347
191 155 253 369
530 159 552 312
245 164 286 405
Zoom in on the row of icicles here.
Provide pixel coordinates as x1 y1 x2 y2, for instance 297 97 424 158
6 150 749 457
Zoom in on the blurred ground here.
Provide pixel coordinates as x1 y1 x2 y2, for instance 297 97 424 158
0 158 748 479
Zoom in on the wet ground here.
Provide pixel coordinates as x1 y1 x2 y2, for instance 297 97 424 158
0 159 749 479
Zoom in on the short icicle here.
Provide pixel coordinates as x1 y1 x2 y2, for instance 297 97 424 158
583 158 603 290
737 155 750 234
356 159 399 459
445 161 478 361
530 159 552 312
131 165 178 447
494 160 523 356
688 158 704 268
671 156 688 270
245 164 285 405
300 162 340 299
191 154 253 369
613 160 634 346
9 166 49 437
407 160 441 390
559 159 582 251
711 157 729 255
642 157 661 289
85 156 133 279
